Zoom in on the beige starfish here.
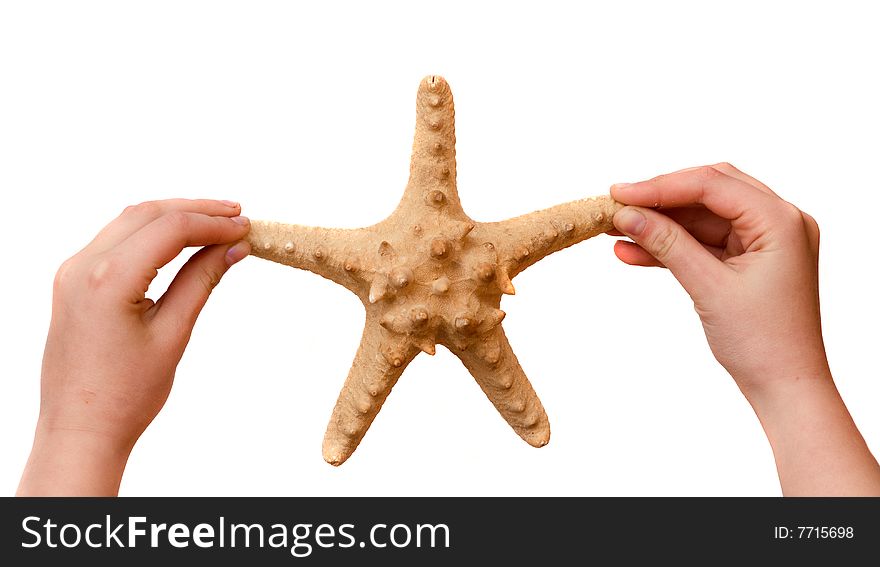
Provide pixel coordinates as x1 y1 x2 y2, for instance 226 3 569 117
247 76 621 466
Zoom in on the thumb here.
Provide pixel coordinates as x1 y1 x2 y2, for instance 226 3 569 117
153 240 251 336
613 206 725 297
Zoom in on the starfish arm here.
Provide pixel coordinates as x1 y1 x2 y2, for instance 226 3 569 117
322 323 420 466
487 195 623 279
451 326 550 448
246 220 373 295
393 76 468 219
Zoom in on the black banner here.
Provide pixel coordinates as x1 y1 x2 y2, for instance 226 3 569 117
2 498 877 564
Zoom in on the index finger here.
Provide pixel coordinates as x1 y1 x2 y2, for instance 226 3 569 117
88 199 242 253
709 162 779 197
127 212 250 269
610 166 778 222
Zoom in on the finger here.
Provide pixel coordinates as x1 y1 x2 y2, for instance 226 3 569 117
151 240 251 335
610 166 778 222
614 239 726 267
668 165 703 174
801 211 820 255
614 240 664 267
708 162 779 197
88 199 242 252
663 207 732 248
664 162 777 196
620 206 734 249
606 229 625 236
613 206 728 295
117 212 250 287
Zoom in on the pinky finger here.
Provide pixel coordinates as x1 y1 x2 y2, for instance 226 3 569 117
614 240 664 267
614 239 726 267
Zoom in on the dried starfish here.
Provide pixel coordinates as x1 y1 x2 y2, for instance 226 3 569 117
247 76 621 466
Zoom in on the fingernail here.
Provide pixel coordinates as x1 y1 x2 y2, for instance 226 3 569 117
221 200 240 208
614 207 647 236
231 215 249 226
225 241 251 266
610 183 632 190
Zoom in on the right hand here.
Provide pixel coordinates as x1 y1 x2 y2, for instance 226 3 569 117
609 163 825 397
609 164 880 496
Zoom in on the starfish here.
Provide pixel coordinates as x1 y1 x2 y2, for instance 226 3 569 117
246 76 621 466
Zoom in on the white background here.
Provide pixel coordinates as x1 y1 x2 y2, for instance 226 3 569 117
1 1 878 496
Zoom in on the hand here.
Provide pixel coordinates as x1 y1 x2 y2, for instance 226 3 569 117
611 163 824 391
18 199 251 496
610 163 880 495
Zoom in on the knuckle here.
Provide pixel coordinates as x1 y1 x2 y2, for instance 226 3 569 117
693 166 724 198
801 211 821 244
802 211 820 233
711 161 737 174
197 266 223 294
163 210 190 232
128 200 160 217
53 257 79 291
647 224 679 262
779 202 804 225
86 256 117 290
697 165 724 181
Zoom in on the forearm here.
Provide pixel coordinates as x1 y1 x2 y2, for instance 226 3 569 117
17 425 131 496
745 371 880 496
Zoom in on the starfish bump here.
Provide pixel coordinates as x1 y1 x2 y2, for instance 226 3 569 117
247 75 622 466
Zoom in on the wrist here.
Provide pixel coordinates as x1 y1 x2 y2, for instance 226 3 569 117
750 372 835 418
733 357 833 409
17 421 133 496
736 366 880 495
733 363 843 448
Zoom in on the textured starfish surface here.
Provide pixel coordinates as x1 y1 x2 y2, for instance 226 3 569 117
247 76 621 466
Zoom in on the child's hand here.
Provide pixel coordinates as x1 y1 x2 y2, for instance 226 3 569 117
18 199 250 495
611 164 880 495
